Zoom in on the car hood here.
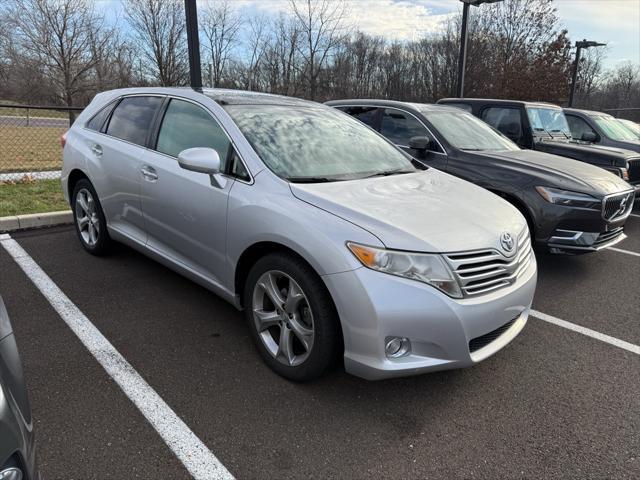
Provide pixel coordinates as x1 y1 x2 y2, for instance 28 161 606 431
290 170 526 253
534 138 638 167
474 149 632 195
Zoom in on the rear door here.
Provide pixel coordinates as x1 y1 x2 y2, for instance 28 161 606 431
141 97 238 284
84 95 164 243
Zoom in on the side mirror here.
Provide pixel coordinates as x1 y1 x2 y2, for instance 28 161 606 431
581 131 598 143
178 147 226 188
409 136 432 151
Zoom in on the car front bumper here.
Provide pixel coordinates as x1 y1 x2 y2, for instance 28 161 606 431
322 256 537 380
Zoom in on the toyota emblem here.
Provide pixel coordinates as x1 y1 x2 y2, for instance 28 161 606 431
500 232 515 253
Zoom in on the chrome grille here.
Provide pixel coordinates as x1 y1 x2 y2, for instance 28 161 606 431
445 228 533 297
602 191 634 222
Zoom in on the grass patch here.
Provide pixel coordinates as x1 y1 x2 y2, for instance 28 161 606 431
0 126 65 173
0 179 68 216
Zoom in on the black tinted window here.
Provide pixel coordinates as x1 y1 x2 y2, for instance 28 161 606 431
566 115 597 140
481 107 523 143
106 96 163 146
86 103 113 132
380 109 428 146
156 99 230 164
340 106 379 128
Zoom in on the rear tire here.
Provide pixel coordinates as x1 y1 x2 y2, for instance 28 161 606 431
244 252 341 381
71 179 111 256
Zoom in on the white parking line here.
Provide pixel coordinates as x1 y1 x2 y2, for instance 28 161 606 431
0 233 234 480
531 309 640 355
608 247 640 258
630 213 640 219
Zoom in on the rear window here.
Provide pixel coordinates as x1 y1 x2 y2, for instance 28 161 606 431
106 96 163 146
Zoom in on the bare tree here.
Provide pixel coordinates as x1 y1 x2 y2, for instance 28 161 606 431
124 0 187 86
201 0 241 88
3 0 106 112
243 15 269 91
290 0 347 100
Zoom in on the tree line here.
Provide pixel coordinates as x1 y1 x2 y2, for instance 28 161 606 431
0 0 638 119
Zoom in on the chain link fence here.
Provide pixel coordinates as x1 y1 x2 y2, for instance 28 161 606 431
0 104 84 183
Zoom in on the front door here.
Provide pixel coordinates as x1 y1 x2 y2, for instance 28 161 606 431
379 108 448 170
141 98 234 284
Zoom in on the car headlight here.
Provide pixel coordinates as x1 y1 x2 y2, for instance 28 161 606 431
535 186 601 210
346 242 462 298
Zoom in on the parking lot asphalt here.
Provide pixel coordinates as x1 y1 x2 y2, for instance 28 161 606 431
1 218 639 479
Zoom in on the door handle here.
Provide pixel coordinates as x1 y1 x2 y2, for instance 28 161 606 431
91 144 103 157
140 165 158 181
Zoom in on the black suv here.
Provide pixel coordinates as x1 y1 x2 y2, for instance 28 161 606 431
327 99 635 254
437 98 640 191
564 108 640 154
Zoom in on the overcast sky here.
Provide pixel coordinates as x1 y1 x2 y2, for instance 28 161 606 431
97 0 640 69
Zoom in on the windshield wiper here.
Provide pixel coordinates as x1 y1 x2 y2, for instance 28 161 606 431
360 169 413 179
533 127 553 136
460 148 484 151
550 129 572 139
286 176 342 183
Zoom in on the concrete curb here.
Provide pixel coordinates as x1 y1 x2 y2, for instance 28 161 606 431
0 210 73 232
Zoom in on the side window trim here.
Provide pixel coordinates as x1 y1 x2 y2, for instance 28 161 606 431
149 95 253 184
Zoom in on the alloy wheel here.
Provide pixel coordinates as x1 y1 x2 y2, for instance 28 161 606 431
252 270 315 366
75 188 100 247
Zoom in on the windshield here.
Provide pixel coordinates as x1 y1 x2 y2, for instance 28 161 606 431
592 115 639 141
421 109 519 151
526 107 571 136
225 105 415 181
618 119 640 138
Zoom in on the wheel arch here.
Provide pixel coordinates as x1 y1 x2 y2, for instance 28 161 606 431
67 168 90 200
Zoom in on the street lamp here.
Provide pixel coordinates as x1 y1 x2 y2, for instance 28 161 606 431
568 39 606 107
184 0 202 89
457 0 503 98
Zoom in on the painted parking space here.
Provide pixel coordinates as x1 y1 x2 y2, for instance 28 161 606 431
1 225 639 479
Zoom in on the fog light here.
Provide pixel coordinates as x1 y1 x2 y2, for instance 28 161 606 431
0 468 23 480
385 337 410 358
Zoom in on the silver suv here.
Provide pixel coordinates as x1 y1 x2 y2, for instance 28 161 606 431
61 88 537 381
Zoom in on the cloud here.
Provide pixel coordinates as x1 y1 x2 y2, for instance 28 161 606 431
226 0 454 40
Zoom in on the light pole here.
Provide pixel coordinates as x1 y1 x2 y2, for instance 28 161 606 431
184 0 202 89
568 39 606 107
457 0 503 98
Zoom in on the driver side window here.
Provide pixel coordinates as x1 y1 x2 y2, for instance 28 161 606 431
566 115 597 141
156 99 231 169
481 107 523 144
380 109 437 151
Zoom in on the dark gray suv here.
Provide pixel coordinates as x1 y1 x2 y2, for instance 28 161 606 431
328 99 635 254
0 296 38 479
564 108 640 154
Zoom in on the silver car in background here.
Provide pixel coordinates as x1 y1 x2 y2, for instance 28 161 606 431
61 87 537 381
0 296 38 479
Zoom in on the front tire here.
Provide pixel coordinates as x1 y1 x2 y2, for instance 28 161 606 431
244 252 341 381
72 179 111 255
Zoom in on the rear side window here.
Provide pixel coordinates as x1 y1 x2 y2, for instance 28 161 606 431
380 109 428 146
481 107 523 143
156 99 231 166
106 96 163 146
338 106 380 129
86 103 113 132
